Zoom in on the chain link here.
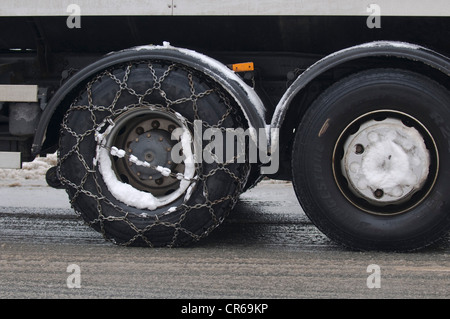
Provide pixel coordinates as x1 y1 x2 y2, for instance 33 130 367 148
58 60 250 247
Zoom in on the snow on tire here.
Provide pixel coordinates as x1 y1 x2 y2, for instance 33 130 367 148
292 68 450 251
58 60 249 247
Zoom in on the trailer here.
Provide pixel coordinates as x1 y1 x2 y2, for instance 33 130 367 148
1 0 450 251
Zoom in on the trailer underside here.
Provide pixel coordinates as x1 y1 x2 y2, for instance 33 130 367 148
1 12 450 251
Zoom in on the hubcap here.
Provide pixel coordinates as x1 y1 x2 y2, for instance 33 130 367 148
333 110 438 214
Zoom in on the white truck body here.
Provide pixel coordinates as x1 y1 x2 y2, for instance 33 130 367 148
1 0 449 16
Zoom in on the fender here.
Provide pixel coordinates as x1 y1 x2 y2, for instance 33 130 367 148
31 43 267 156
270 41 450 152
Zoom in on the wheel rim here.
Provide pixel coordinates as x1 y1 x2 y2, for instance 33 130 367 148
95 106 196 212
333 110 439 215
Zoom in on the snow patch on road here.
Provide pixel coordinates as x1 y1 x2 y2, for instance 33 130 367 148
0 153 57 182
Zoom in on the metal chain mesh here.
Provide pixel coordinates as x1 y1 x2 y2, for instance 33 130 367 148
57 60 250 247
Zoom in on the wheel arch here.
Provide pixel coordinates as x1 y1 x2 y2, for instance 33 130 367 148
31 43 267 156
269 41 450 179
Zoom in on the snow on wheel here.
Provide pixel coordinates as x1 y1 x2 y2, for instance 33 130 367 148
292 68 450 251
336 114 436 213
58 59 250 247
96 107 196 211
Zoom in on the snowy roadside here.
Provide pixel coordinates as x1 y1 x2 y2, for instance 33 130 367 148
0 152 291 209
0 153 57 187
0 153 290 186
0 153 72 209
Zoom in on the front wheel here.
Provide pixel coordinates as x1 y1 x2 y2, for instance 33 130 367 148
292 68 450 251
58 60 250 247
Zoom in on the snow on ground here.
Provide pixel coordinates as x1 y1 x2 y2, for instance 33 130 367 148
0 153 57 185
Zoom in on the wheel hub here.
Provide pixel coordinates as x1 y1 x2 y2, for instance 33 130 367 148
341 118 430 206
96 107 195 211
127 129 176 181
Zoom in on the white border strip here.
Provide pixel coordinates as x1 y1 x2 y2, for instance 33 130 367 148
0 0 449 17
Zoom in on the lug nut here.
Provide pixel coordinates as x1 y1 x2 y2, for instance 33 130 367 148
151 120 160 129
136 127 144 135
355 144 365 154
374 189 384 198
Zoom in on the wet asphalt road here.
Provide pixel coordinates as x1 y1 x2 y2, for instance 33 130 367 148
0 179 450 300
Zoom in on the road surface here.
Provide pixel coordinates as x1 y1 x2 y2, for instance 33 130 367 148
0 177 449 301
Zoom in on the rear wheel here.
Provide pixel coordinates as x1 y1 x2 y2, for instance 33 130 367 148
292 69 450 251
58 60 250 247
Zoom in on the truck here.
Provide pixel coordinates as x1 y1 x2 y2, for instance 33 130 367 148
1 0 449 251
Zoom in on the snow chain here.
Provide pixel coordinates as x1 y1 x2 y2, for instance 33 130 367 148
57 61 250 247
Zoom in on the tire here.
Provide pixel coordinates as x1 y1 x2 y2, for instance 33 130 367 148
292 68 450 251
46 166 64 189
242 164 264 192
58 60 249 247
